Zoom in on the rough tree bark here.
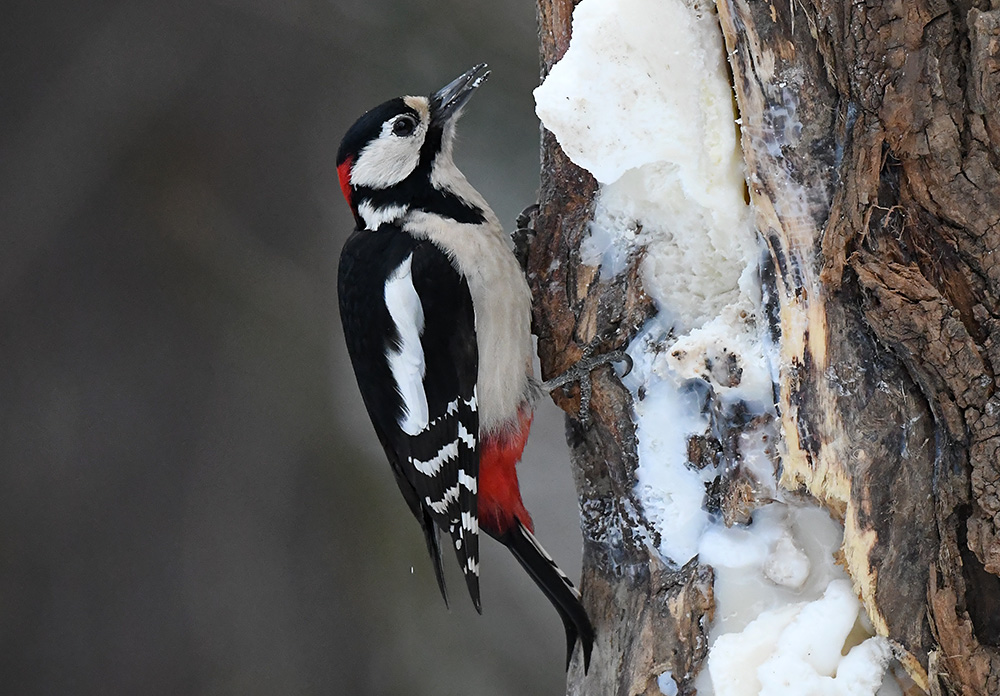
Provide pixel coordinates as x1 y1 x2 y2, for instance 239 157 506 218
531 0 1000 694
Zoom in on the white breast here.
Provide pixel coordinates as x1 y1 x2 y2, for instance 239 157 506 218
405 209 534 435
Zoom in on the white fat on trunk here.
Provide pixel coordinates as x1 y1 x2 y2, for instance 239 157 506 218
536 0 752 329
708 579 892 696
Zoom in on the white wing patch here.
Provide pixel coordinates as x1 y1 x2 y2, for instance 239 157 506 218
384 254 429 436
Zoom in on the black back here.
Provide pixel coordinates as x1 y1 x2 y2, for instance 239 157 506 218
337 222 481 607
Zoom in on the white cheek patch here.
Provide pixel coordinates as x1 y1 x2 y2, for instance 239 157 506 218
383 253 429 435
350 110 427 189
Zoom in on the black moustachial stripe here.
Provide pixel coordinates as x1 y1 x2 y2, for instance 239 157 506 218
353 180 485 226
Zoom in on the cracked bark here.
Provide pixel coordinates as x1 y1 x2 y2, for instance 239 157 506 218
535 0 1000 694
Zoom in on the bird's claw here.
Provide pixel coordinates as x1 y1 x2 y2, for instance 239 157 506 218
512 204 539 272
515 203 539 232
542 349 632 425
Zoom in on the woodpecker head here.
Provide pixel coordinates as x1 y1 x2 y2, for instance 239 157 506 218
337 64 492 231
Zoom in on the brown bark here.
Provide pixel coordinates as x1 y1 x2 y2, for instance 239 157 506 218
535 0 1000 694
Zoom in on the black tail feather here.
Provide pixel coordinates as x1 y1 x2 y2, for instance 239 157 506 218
420 509 449 608
452 524 482 614
501 520 594 673
456 480 482 615
462 558 482 615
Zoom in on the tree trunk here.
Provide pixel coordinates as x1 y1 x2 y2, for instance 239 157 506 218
532 0 1000 694
532 2 715 693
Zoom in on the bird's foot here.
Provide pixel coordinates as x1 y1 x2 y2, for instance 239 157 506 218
512 203 539 273
542 348 633 425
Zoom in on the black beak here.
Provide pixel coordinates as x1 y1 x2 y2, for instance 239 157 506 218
430 63 490 127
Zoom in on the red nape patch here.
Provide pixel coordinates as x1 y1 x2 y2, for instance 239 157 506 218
478 407 535 536
337 156 354 208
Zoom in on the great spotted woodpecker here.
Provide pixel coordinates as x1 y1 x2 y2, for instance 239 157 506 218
336 64 594 671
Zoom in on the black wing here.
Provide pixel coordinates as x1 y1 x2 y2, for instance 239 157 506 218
338 224 481 610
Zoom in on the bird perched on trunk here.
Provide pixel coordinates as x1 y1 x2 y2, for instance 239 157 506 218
336 64 601 672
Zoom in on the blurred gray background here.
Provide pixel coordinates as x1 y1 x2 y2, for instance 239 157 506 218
0 1 586 693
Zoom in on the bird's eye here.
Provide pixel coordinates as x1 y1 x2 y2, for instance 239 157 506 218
392 116 417 137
